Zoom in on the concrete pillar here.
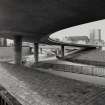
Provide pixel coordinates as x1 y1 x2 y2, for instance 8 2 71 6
34 42 39 63
61 45 64 57
14 36 22 65
29 47 32 54
3 38 7 47
40 48 42 54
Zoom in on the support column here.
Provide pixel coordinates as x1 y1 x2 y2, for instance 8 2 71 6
3 38 7 47
61 45 64 57
14 36 22 65
29 47 32 54
40 48 42 54
34 42 39 63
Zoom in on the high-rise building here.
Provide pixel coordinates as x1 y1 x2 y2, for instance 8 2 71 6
89 29 102 45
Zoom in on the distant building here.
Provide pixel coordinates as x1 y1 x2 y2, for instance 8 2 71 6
63 36 89 44
89 29 105 46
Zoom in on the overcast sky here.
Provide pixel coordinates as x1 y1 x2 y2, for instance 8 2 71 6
50 19 105 41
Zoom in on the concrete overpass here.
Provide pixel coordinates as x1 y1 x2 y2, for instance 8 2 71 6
0 0 105 64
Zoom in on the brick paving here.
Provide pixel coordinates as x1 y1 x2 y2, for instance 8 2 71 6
0 63 105 105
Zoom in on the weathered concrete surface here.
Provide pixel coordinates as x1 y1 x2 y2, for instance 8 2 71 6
61 45 64 57
0 63 105 105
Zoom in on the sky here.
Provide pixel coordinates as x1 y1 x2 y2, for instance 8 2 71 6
50 19 105 41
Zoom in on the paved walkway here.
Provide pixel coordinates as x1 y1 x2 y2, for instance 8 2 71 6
0 63 105 105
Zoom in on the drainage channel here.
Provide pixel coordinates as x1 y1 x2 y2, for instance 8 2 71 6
0 85 22 105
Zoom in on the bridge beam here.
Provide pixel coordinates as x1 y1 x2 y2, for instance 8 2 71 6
34 42 39 63
14 36 22 65
61 45 64 57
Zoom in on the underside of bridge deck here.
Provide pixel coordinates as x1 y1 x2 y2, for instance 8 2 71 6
0 0 105 64
0 0 105 42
